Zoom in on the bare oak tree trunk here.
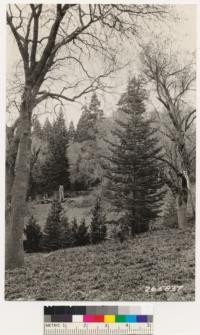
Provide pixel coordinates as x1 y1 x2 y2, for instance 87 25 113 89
189 188 195 220
176 176 188 230
176 193 188 229
141 43 195 231
6 102 32 269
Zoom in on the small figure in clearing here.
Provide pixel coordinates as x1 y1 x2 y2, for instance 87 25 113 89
59 185 64 202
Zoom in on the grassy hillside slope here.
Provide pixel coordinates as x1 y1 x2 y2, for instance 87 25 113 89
5 227 195 301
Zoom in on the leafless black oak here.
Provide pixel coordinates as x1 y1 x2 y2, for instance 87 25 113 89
141 44 196 229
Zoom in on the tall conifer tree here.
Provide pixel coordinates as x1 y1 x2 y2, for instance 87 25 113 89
61 216 73 248
43 200 63 251
90 197 107 244
24 216 43 252
42 118 52 142
75 218 90 246
105 77 165 235
32 118 43 140
41 110 70 194
75 93 103 142
69 93 104 189
68 121 76 142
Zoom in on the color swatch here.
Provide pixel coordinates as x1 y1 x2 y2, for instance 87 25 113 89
44 305 153 323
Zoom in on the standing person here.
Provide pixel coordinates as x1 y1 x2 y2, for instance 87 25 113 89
59 185 64 202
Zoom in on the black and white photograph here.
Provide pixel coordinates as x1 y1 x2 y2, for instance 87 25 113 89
5 3 196 301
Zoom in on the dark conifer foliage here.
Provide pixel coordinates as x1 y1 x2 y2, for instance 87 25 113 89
32 118 43 140
24 216 43 252
90 197 107 244
105 77 165 235
41 110 70 194
75 93 103 142
61 216 73 248
43 200 63 251
89 92 104 119
71 217 78 246
42 118 52 142
75 105 93 142
68 121 76 142
75 218 90 246
69 93 104 190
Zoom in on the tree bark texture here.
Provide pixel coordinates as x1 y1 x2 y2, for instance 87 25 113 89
176 181 188 230
6 94 32 269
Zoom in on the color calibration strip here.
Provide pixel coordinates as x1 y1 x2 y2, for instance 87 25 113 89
45 313 153 323
44 306 153 335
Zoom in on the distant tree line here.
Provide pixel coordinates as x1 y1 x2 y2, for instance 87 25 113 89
29 110 70 197
29 92 105 197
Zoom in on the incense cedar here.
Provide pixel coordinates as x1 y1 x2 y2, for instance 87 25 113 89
105 77 165 235
41 110 70 194
90 197 107 244
43 200 64 251
75 218 90 246
24 216 43 253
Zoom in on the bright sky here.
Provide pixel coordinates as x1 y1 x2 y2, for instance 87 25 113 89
7 4 196 127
